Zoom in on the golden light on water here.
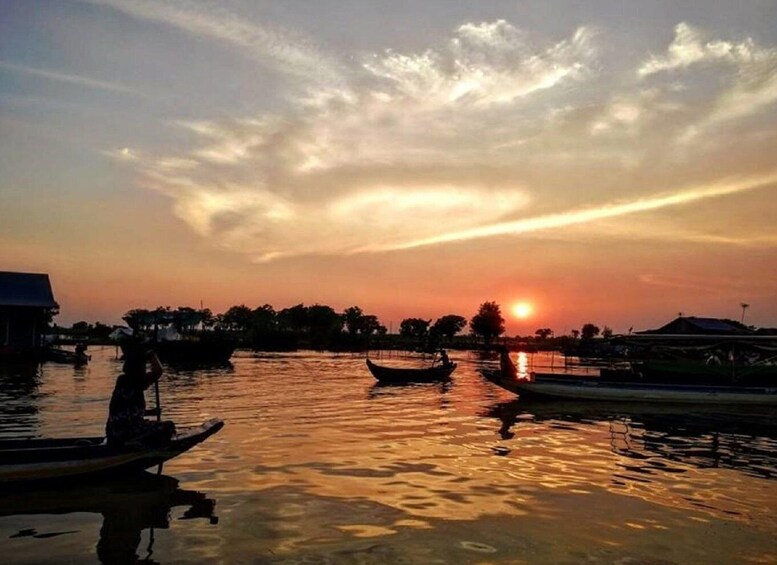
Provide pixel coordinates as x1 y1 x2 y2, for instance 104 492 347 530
517 351 529 379
512 302 533 319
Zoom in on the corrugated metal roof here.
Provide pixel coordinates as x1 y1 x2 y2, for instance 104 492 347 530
0 271 58 308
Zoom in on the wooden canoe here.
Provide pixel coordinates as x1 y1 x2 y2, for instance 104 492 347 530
0 418 224 484
366 358 456 383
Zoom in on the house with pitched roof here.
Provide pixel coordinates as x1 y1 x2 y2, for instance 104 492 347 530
640 316 753 335
0 271 58 357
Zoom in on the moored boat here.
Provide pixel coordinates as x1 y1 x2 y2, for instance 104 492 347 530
0 418 224 484
120 338 236 365
366 358 456 383
43 347 90 365
486 349 777 405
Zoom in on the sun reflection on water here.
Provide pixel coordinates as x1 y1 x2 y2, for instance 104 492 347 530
516 351 529 379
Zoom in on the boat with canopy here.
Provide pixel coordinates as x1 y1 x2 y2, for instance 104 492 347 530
486 337 777 404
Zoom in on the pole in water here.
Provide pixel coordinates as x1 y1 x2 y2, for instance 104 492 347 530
154 380 161 422
154 379 163 474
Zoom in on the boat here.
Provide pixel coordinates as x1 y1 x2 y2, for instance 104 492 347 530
145 338 235 365
119 336 236 365
0 418 224 484
119 309 236 365
485 348 777 404
43 347 90 365
366 358 456 383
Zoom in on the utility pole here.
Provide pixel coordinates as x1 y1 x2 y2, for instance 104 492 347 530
740 303 750 325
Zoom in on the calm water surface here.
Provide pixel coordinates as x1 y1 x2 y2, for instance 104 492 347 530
1 349 777 564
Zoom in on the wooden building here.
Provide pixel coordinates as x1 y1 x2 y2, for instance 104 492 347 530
0 271 58 358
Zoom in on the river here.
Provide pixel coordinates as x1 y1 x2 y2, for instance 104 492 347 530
1 348 776 564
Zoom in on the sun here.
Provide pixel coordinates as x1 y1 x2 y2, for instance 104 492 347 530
512 302 533 319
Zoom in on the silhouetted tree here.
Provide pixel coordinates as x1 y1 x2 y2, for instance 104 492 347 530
581 323 600 341
251 304 277 334
72 321 91 333
343 306 365 336
601 326 613 339
360 315 387 336
199 308 215 328
308 305 343 334
221 305 253 332
173 307 200 333
307 304 343 348
277 304 309 333
432 315 467 342
92 321 113 340
570 329 580 340
535 328 553 341
470 301 505 346
399 318 431 341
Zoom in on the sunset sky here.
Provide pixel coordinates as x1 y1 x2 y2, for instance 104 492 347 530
2 1 776 334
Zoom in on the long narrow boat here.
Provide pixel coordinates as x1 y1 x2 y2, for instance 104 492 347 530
120 340 236 365
485 350 777 405
43 347 90 365
366 358 456 383
0 418 224 484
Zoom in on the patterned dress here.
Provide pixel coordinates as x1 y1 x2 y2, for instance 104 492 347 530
106 374 174 445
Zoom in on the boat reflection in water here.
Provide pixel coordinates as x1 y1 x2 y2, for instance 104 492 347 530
0 472 217 564
486 399 777 480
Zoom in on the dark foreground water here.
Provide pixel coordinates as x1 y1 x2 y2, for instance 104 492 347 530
1 349 777 564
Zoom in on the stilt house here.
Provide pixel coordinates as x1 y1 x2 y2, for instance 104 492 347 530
0 271 58 357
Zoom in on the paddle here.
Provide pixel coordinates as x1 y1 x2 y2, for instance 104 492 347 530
148 349 164 476
154 380 161 422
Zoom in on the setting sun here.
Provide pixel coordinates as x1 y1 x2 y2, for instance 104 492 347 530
512 302 533 319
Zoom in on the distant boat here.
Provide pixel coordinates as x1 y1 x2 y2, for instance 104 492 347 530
366 358 456 383
149 339 236 365
43 347 89 366
120 338 236 365
118 310 236 365
485 348 777 405
0 418 223 484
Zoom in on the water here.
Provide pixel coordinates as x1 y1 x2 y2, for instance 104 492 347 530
1 349 777 564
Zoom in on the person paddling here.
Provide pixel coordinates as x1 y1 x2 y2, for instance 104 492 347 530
438 349 452 368
106 348 176 446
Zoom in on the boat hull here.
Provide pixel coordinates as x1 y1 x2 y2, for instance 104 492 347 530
0 418 224 484
516 374 777 404
484 350 777 404
43 348 89 365
121 340 236 364
366 358 456 383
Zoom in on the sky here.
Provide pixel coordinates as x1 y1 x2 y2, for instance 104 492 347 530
1 1 777 334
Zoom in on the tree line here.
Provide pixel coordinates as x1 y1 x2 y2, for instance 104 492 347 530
53 301 612 351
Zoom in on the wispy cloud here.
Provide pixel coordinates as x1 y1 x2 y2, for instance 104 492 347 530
364 21 596 107
638 23 777 140
85 0 345 88
102 18 777 262
354 173 777 253
0 60 139 95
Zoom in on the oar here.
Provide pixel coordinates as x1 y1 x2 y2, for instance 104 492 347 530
153 355 163 475
154 380 162 422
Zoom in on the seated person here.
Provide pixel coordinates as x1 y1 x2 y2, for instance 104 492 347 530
439 349 452 367
106 349 175 446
